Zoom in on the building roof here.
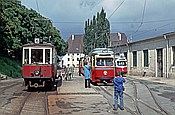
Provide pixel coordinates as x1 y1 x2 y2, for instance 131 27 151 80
110 33 128 47
67 32 128 53
128 31 175 45
67 35 84 53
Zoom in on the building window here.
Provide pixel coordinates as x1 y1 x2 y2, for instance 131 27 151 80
68 58 70 61
143 50 148 67
172 46 175 66
77 58 79 61
133 51 137 67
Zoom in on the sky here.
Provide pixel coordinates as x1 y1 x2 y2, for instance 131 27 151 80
21 0 175 41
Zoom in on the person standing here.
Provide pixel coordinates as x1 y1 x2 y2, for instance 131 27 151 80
67 64 72 80
83 61 91 88
79 64 83 76
113 71 126 111
72 64 75 78
63 65 68 80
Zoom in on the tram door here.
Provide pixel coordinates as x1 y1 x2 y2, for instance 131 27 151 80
157 49 163 77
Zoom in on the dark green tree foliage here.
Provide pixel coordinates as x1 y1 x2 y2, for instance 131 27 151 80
84 8 110 54
0 0 67 58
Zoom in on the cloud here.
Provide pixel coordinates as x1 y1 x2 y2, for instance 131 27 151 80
21 0 175 40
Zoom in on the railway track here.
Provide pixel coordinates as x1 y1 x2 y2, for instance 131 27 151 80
126 77 172 115
2 89 50 115
0 79 23 94
93 77 174 115
94 85 138 115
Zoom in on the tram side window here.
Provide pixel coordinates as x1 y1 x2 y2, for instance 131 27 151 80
31 49 43 63
45 49 50 64
24 49 29 64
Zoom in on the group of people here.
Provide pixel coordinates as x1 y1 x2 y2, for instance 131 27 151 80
63 61 126 111
63 64 75 80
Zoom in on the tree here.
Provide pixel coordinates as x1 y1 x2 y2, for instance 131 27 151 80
84 8 110 54
0 0 67 58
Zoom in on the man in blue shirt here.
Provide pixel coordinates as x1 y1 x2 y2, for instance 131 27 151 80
83 61 91 88
113 71 125 111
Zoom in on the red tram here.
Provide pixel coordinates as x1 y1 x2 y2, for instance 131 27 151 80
89 48 115 85
22 38 61 90
115 53 127 75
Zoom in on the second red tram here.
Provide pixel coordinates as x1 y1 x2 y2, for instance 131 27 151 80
89 48 115 85
22 38 61 90
115 54 127 75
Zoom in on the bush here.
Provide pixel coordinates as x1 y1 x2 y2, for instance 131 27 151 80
0 56 22 78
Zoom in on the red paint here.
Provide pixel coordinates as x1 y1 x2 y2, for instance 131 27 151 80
91 67 115 83
22 65 56 78
115 67 127 74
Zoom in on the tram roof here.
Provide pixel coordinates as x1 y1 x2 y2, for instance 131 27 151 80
89 48 114 55
22 42 54 47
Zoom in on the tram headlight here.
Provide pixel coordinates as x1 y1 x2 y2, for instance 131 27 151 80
34 70 40 76
103 71 108 76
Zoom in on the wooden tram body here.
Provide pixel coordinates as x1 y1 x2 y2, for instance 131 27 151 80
89 48 115 84
22 38 61 90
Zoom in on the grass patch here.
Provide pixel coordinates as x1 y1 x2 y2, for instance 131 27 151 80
0 56 22 78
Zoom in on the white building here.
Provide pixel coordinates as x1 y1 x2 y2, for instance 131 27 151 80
115 32 175 79
61 35 85 67
61 53 85 67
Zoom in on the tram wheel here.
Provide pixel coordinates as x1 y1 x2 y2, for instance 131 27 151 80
56 76 62 87
27 86 32 91
50 82 57 91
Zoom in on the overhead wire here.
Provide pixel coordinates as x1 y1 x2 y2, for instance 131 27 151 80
131 0 147 36
51 18 175 24
52 21 84 24
111 19 175 24
108 0 126 19
134 21 175 37
33 0 174 40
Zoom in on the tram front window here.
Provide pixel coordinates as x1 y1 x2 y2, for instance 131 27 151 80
96 58 113 66
96 59 104 66
117 61 127 66
31 49 43 63
106 58 114 66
